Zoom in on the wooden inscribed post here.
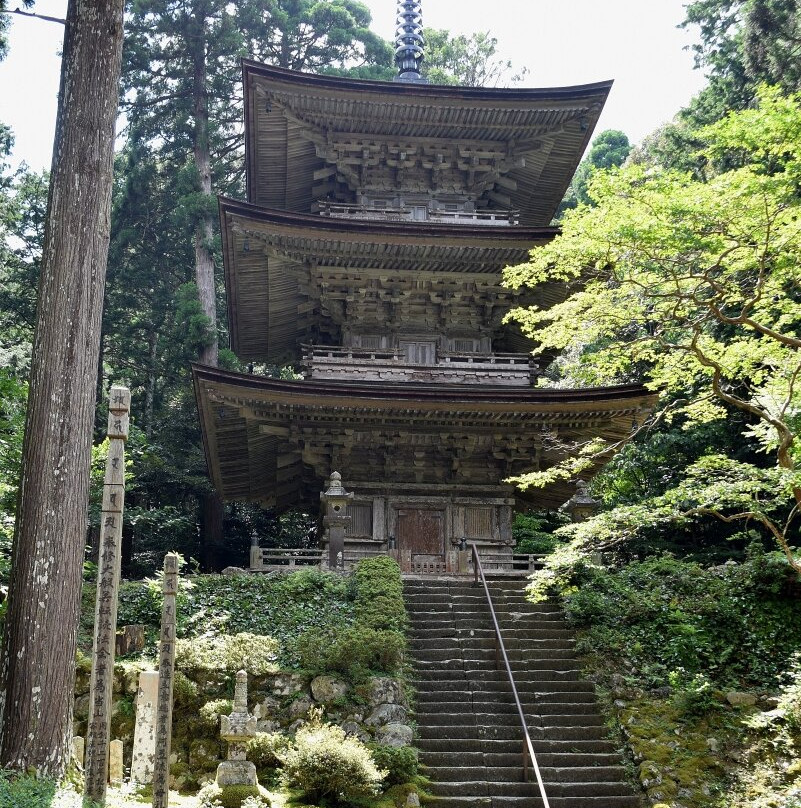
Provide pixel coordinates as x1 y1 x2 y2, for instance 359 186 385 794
152 553 179 808
84 385 130 804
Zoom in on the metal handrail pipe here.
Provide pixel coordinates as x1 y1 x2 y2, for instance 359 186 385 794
471 543 551 807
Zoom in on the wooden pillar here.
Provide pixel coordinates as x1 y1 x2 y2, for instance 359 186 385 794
84 385 130 804
152 553 179 808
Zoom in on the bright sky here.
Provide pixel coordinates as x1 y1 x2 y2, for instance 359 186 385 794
0 0 708 172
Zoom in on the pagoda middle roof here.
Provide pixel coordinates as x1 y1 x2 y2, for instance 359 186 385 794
243 62 612 226
221 198 564 363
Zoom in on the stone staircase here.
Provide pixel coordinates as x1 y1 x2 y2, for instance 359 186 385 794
404 577 642 808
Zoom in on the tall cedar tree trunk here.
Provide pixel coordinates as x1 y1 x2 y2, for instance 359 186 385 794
0 0 124 776
190 2 224 567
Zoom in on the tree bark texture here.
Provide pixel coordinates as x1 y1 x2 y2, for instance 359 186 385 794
190 2 225 566
191 3 218 369
0 0 124 777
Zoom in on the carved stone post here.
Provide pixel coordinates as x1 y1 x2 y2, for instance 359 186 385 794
84 385 130 804
152 553 179 808
320 472 353 570
216 670 258 786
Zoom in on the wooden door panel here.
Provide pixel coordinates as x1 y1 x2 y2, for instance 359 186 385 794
397 509 445 559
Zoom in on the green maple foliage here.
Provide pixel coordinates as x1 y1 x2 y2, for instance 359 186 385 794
505 87 801 572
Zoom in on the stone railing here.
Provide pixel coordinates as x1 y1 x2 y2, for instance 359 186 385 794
301 345 537 387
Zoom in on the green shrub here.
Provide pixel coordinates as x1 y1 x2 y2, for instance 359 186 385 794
280 713 386 805
281 567 349 601
668 669 720 717
512 511 568 555
172 670 200 704
555 553 801 691
367 744 418 786
352 557 404 602
354 595 408 633
0 771 58 808
111 571 354 670
197 782 269 808
176 632 279 674
295 626 405 681
199 698 233 730
778 654 801 735
248 731 293 769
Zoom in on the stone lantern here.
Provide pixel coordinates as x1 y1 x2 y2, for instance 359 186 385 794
321 471 353 570
564 480 600 523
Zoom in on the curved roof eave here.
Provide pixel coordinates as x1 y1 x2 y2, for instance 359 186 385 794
242 59 614 103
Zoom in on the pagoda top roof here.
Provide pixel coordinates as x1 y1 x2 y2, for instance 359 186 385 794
243 61 612 226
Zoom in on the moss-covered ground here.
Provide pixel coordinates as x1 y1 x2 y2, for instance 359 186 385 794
536 549 801 807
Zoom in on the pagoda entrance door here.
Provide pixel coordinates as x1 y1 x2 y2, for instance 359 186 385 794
396 508 445 573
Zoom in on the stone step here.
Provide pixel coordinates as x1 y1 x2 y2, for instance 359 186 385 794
411 658 578 672
416 724 610 742
411 647 577 662
414 685 597 701
415 738 620 755
422 751 626 769
414 703 607 725
415 698 600 714
429 780 636 799
409 626 575 639
406 605 564 618
417 711 606 729
410 671 585 686
408 619 569 632
424 765 628 784
408 618 569 631
411 637 576 651
425 795 641 808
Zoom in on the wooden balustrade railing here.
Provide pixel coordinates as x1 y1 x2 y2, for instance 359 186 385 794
471 543 551 806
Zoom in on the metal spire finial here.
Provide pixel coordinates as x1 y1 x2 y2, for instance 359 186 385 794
394 0 427 83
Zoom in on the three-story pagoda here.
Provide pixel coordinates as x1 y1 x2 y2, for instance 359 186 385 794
193 1 655 572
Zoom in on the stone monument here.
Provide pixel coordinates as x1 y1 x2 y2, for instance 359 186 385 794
85 385 130 804
216 670 258 787
131 670 159 785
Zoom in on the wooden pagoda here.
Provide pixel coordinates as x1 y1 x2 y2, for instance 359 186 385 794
193 5 655 572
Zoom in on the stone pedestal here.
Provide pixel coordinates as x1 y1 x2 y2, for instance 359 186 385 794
131 670 159 784
216 759 257 787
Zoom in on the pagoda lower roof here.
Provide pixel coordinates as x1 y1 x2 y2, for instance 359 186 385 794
243 62 611 226
193 364 656 510
221 198 563 363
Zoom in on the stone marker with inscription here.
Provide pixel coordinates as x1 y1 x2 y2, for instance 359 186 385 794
84 385 130 804
152 553 179 808
109 739 124 785
73 736 85 767
131 670 159 785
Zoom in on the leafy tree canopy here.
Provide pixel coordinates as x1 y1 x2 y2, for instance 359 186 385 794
557 129 631 218
422 28 528 87
505 86 801 572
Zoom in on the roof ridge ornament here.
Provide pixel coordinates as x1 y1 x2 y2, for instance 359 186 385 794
394 0 427 83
